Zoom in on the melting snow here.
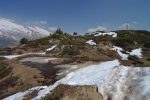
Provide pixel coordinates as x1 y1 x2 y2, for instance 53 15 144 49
111 46 128 60
86 40 96 45
2 52 46 60
20 57 57 63
3 60 150 100
3 86 47 100
3 55 22 59
45 45 57 52
112 46 142 60
94 32 117 38
129 48 142 58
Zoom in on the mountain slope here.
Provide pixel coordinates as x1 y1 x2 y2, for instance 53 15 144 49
0 18 50 48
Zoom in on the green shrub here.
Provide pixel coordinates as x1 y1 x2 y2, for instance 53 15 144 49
114 30 150 46
41 85 63 100
0 62 11 79
26 41 39 48
113 38 134 48
144 42 150 48
20 38 28 44
55 28 63 34
63 47 80 56
39 39 49 45
17 51 23 54
147 58 150 61
51 33 62 39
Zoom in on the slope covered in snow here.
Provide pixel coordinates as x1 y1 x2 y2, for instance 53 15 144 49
0 18 50 47
4 60 150 100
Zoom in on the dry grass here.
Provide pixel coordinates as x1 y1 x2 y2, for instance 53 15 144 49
0 60 44 99
11 60 44 85
42 84 103 100
140 57 150 67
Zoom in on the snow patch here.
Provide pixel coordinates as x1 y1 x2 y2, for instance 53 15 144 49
86 40 96 45
3 86 47 100
129 48 142 58
112 46 142 60
45 45 57 52
94 32 117 38
111 46 128 60
20 57 57 63
2 52 46 60
3 55 22 59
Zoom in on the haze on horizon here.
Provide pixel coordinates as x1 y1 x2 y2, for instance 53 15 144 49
0 0 149 33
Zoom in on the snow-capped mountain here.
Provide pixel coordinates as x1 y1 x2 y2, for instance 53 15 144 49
0 18 50 48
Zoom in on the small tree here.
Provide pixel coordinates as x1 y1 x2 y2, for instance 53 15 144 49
55 28 63 34
73 32 78 36
20 38 28 44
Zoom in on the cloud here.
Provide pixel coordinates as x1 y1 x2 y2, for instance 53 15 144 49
39 21 47 24
48 27 58 32
88 26 107 32
32 20 48 25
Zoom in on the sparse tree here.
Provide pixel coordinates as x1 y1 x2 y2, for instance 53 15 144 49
20 38 28 44
55 28 63 34
73 32 78 36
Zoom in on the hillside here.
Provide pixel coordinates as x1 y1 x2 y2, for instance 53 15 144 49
0 29 150 100
2 29 150 65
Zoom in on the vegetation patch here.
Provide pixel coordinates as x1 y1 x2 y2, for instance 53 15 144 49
63 46 80 56
41 84 103 100
0 61 11 79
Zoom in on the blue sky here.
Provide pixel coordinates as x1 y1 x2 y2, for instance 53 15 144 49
0 0 150 33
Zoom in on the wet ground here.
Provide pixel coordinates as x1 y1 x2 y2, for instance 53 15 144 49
20 57 96 85
22 61 59 80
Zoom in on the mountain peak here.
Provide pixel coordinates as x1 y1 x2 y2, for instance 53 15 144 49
0 18 50 48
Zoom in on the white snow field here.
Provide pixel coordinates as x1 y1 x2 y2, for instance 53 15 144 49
94 32 117 37
0 18 50 40
86 40 96 45
4 60 150 100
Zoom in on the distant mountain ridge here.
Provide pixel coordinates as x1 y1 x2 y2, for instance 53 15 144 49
0 18 50 48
